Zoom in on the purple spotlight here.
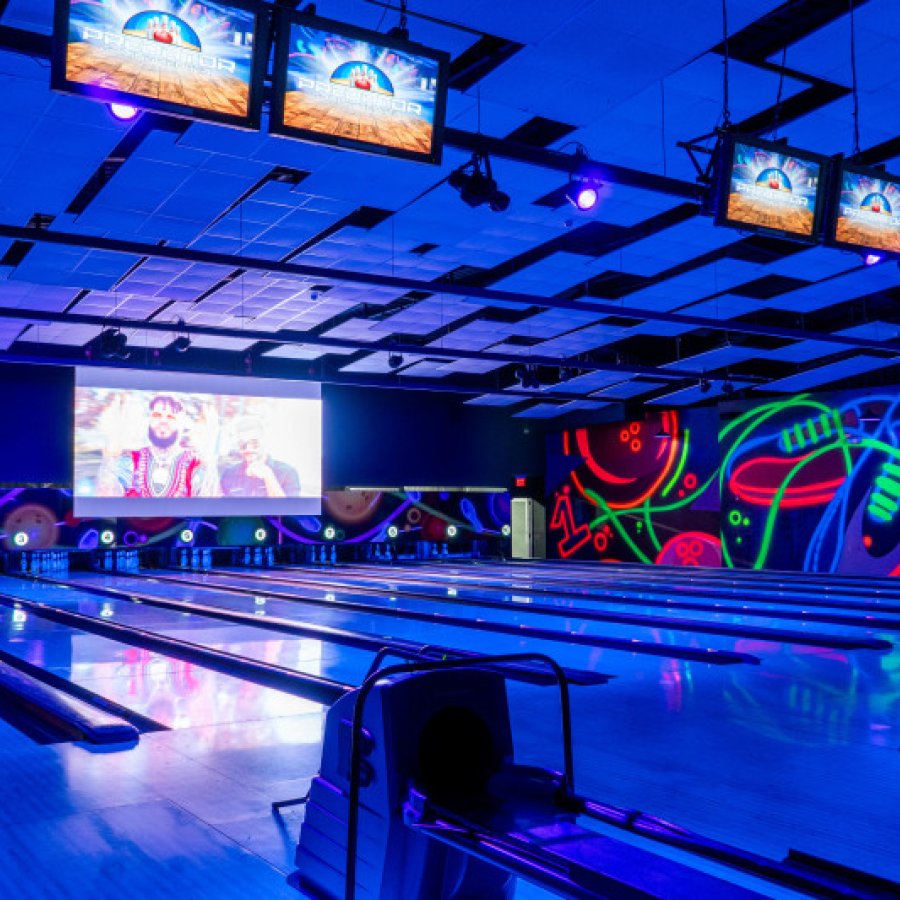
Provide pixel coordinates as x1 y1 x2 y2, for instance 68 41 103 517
566 179 600 211
865 252 883 266
575 185 599 210
109 102 138 122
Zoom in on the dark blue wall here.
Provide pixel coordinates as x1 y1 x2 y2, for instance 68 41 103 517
322 384 543 488
0 363 72 485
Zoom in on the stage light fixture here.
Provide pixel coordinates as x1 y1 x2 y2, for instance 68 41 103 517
172 323 191 353
501 524 511 537
388 352 404 369
864 253 883 266
448 152 509 212
13 531 28 547
180 528 194 544
254 527 267 542
565 180 600 211
562 145 602 212
98 327 130 360
446 524 458 539
323 525 336 540
722 378 735 395
100 529 116 546
699 375 712 394
387 525 399 539
108 102 138 121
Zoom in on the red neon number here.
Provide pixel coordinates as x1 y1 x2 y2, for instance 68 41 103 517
550 489 592 558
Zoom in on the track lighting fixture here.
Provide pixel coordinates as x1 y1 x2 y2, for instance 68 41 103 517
388 352 404 369
514 364 540 389
565 179 600 211
698 374 712 394
98 327 130 360
108 102 138 122
562 146 602 211
171 320 191 353
448 153 510 212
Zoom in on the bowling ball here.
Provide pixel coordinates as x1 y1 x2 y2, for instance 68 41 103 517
2 503 59 550
655 531 721 567
123 517 176 535
323 490 381 525
420 514 447 542
572 412 678 508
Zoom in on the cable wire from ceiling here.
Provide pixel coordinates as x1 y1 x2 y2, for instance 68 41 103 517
388 0 410 39
849 0 861 156
720 0 732 129
772 43 787 140
660 79 668 175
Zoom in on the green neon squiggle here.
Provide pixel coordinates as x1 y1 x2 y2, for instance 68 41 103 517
661 429 690 498
718 396 838 568
752 439 852 569
642 496 662 552
585 490 652 564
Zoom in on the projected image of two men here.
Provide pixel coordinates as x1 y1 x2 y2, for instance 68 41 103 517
73 374 322 516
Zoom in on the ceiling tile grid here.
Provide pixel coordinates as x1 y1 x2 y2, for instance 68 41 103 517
1 0 899 403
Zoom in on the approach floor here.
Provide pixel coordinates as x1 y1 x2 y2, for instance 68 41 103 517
1 559 898 898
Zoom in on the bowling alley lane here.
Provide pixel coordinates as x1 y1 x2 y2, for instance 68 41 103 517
39 568 898 744
117 565 900 882
4 566 900 886
0 575 364 727
139 566 899 658
58 568 789 668
205 563 900 634
326 560 900 613
467 558 900 604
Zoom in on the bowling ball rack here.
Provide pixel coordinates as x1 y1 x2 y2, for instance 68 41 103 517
295 652 900 900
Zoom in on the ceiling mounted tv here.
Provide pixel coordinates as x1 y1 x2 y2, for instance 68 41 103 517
827 161 900 258
271 11 449 164
714 133 827 243
51 0 268 128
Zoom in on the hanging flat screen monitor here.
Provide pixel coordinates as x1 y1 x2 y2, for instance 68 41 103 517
828 162 900 258
51 0 267 128
73 369 322 517
715 134 826 243
271 11 449 164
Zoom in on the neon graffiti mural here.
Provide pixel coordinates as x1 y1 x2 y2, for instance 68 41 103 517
0 488 509 553
548 388 900 574
721 390 900 574
546 409 720 565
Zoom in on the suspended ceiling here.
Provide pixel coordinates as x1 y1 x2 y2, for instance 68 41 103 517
0 0 899 418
